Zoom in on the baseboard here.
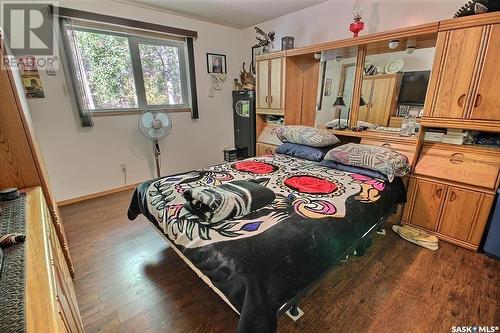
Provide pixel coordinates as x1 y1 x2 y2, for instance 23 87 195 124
57 183 140 207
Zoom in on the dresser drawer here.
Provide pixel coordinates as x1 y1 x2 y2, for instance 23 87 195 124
415 144 500 189
360 138 416 165
256 142 277 156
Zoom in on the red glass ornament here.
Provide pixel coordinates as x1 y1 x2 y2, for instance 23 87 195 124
349 18 365 37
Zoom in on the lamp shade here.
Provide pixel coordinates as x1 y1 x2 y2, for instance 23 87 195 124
333 96 346 107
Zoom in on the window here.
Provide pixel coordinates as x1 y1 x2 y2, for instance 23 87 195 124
64 25 191 113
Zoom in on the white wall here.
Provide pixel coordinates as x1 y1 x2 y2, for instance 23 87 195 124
28 0 243 201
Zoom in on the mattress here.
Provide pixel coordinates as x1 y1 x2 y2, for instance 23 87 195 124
128 154 406 333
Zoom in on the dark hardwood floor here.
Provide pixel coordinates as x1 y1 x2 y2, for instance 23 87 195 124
60 189 500 333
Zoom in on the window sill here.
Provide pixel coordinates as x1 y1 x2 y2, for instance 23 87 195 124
91 108 192 117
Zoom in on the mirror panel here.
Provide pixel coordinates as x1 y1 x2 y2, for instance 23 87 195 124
358 41 436 130
315 47 359 129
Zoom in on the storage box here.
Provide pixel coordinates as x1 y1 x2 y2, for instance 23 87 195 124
223 148 238 162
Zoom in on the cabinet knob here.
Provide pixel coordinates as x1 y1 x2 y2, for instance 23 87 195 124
435 188 442 199
270 95 273 104
449 191 457 202
474 93 483 108
382 143 392 148
457 94 466 108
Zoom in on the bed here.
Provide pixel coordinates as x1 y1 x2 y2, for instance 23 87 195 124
127 153 406 333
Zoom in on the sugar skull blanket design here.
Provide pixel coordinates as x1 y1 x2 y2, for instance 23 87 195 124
128 154 406 333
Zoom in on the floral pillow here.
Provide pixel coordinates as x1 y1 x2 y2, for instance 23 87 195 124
274 126 340 147
324 143 410 182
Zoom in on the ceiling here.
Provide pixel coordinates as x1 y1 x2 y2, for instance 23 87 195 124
116 0 328 28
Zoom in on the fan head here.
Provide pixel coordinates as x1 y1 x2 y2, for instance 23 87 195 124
139 109 172 140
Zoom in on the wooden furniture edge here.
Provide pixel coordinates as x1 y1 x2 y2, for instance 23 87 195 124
439 11 500 31
349 46 367 128
420 117 500 132
255 51 287 61
408 174 497 195
57 182 141 207
362 73 400 80
25 187 59 333
286 22 438 56
285 12 500 57
421 141 500 155
329 129 417 143
256 108 285 116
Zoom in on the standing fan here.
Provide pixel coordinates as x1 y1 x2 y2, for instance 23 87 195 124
139 109 172 178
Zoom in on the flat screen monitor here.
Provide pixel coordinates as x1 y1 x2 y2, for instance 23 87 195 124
398 70 431 106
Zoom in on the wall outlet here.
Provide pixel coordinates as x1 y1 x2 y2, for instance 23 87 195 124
120 164 127 172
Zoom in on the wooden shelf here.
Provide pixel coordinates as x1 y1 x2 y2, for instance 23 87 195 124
422 141 500 154
328 129 418 143
256 109 285 116
420 117 500 133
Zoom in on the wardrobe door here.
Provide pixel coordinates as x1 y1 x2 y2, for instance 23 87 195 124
405 178 446 231
368 76 395 126
426 27 484 118
437 187 481 242
468 24 500 121
269 57 283 110
256 60 269 109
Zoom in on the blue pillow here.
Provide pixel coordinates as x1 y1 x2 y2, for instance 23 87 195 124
319 159 388 181
276 143 331 162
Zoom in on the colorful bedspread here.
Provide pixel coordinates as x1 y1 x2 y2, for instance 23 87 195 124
128 154 406 333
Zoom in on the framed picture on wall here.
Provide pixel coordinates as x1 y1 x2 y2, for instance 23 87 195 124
252 45 265 74
206 53 227 74
324 78 332 96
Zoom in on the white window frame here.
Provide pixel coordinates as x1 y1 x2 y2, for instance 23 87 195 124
65 24 192 114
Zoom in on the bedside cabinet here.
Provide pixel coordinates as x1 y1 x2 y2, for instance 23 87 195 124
402 143 500 250
256 142 277 156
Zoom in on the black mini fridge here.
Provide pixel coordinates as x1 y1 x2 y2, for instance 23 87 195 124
232 90 256 158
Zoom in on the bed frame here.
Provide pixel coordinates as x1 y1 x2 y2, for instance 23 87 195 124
277 204 399 318
147 202 399 322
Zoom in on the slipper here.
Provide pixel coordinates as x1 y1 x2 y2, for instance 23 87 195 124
392 225 439 251
398 225 439 243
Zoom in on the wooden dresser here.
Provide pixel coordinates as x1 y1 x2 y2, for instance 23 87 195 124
403 143 500 250
26 187 84 332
